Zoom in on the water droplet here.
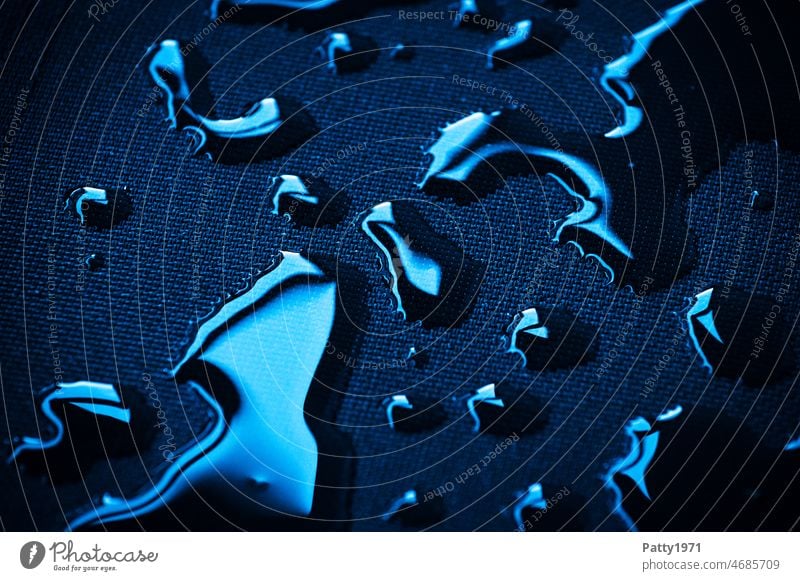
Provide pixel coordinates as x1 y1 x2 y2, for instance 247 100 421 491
487 19 557 69
684 286 793 386
7 382 150 480
389 43 414 60
315 31 377 73
209 0 387 29
605 405 800 530
506 306 595 371
268 174 343 226
360 200 481 327
382 488 443 528
144 40 313 161
512 483 581 531
406 346 429 369
465 383 543 435
419 108 631 283
68 252 340 530
452 0 501 30
601 0 702 138
84 253 106 271
750 189 774 211
383 394 444 432
64 187 132 228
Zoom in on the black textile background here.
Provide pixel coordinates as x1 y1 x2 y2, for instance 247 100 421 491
1 0 799 531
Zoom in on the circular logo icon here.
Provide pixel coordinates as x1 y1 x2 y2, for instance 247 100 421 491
19 541 46 569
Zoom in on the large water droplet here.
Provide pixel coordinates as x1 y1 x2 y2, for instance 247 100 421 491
68 252 341 530
419 108 631 283
209 0 411 29
361 200 481 327
144 40 313 162
600 0 703 138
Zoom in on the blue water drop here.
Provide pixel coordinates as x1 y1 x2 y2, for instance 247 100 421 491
464 383 543 435
144 40 313 161
419 108 631 282
466 383 504 433
64 187 132 228
8 382 131 463
315 31 377 73
383 394 444 432
512 482 582 531
84 253 106 271
452 0 500 30
269 174 342 226
487 19 557 69
211 0 344 19
749 189 774 211
601 0 704 138
68 252 339 530
512 483 545 531
382 488 443 528
7 382 150 482
361 200 481 327
389 43 414 60
506 306 595 371
209 0 403 27
406 346 429 369
604 405 800 530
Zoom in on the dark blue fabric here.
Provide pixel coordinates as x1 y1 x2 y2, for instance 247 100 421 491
1 0 798 531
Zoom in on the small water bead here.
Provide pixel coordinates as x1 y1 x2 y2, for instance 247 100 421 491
465 383 544 435
64 187 132 228
389 43 414 60
406 346 429 369
315 31 377 73
383 394 445 432
506 306 596 371
382 488 444 528
84 253 106 271
268 174 342 226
